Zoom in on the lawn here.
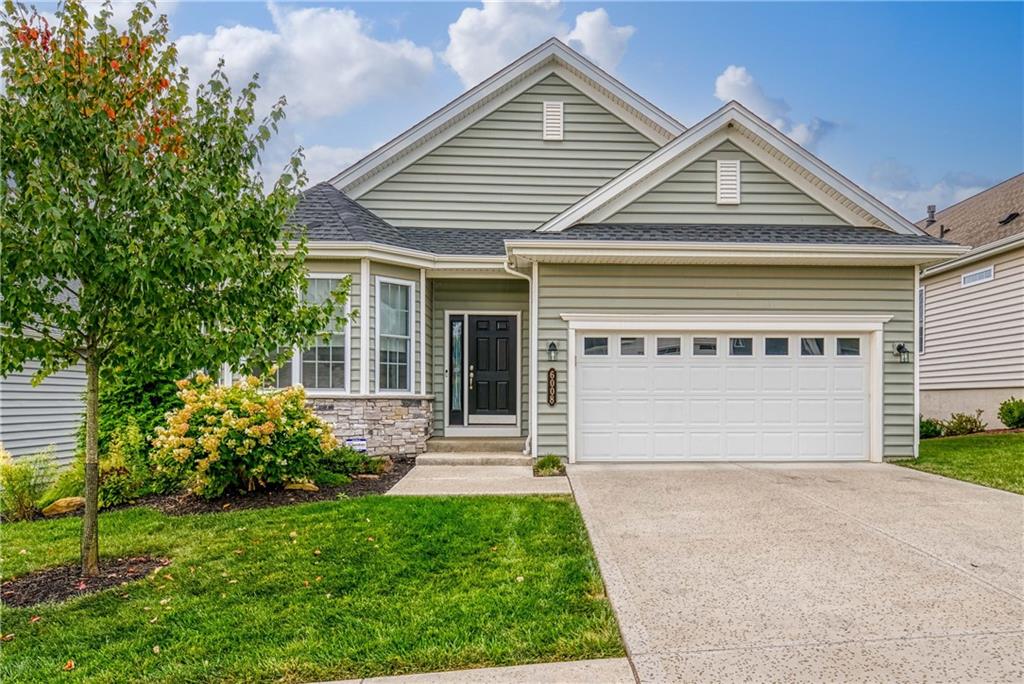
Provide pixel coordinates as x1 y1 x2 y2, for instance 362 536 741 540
897 432 1024 494
0 496 623 683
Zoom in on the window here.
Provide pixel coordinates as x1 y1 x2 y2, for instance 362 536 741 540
656 337 681 356
837 338 861 356
918 286 925 354
583 337 608 356
729 337 753 356
693 337 717 356
800 337 825 356
377 278 414 392
765 337 789 356
620 337 645 356
272 276 349 392
961 266 994 287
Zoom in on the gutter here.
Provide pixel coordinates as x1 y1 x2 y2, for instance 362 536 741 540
503 259 535 458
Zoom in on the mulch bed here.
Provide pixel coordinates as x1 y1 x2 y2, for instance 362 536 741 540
131 457 416 516
1 556 170 609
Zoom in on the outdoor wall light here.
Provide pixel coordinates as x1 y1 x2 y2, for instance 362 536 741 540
893 343 912 363
547 341 558 362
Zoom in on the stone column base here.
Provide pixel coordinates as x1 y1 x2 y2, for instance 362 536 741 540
310 397 432 457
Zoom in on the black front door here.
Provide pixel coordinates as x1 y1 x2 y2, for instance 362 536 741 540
468 315 516 421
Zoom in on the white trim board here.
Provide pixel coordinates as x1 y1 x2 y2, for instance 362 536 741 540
562 316 887 464
537 101 925 236
330 39 683 198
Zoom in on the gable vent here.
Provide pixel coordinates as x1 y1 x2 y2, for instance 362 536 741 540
716 159 741 205
542 101 564 141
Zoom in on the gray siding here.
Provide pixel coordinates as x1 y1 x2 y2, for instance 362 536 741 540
608 140 847 225
430 279 529 436
920 246 1024 391
1 362 85 466
358 75 659 229
535 264 915 459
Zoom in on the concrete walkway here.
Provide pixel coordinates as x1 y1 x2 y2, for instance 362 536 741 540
387 465 571 496
569 462 1024 682
329 657 634 683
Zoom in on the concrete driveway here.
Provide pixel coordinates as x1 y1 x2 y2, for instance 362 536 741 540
569 463 1023 682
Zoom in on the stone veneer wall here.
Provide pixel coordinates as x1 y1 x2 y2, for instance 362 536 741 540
311 397 432 457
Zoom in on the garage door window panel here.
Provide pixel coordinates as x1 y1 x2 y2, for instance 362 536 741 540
693 337 718 356
620 337 645 356
729 337 754 356
583 337 608 356
657 337 681 356
800 337 825 356
837 338 861 356
765 337 789 356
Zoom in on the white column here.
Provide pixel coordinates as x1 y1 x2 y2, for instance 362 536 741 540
360 258 370 394
913 266 920 460
419 269 426 395
530 260 539 458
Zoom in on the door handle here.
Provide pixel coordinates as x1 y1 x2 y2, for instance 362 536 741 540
469 364 475 390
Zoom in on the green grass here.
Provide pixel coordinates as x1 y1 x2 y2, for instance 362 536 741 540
896 432 1024 494
0 496 622 683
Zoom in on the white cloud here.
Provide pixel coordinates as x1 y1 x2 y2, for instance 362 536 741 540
176 2 434 121
866 160 990 221
714 65 836 150
443 1 635 88
300 144 372 187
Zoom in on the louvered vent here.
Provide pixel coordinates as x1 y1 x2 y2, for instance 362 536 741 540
716 159 741 204
542 101 564 141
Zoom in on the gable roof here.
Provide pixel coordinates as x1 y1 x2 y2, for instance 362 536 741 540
328 39 685 198
537 101 925 236
917 173 1024 247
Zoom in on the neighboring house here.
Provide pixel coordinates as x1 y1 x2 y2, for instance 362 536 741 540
0 362 85 466
278 39 965 463
917 174 1024 423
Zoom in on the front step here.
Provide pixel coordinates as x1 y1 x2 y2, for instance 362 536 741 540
426 437 525 454
416 452 533 466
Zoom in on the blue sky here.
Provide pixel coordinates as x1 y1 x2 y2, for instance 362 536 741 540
83 1 1024 220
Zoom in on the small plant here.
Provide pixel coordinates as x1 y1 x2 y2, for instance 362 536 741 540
533 454 565 477
997 396 1024 429
152 374 338 499
940 410 987 436
919 416 944 439
0 447 56 521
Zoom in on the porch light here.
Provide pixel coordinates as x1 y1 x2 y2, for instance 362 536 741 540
547 341 558 362
893 343 911 363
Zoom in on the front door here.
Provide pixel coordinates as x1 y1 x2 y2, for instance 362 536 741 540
466 315 517 424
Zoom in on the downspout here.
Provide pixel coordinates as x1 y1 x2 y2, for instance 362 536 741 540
503 257 535 458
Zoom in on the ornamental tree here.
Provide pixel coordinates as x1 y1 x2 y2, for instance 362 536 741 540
0 0 346 575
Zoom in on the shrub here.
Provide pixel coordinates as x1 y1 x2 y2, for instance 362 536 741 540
152 373 337 499
940 410 987 436
533 454 565 477
997 396 1024 429
919 416 944 439
40 460 84 508
0 447 56 521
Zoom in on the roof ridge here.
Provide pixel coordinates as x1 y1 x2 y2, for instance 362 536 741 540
915 172 1024 223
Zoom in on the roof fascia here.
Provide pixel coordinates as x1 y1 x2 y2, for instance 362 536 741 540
302 241 508 271
330 39 684 198
922 233 1024 277
538 102 924 235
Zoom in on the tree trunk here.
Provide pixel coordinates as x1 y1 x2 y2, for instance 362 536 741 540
81 356 101 576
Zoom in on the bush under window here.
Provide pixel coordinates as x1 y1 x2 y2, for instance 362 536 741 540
997 397 1024 429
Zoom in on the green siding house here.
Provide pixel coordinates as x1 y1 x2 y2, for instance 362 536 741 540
282 39 963 464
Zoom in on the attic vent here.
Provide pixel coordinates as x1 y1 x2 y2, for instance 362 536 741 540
716 159 741 205
542 101 563 141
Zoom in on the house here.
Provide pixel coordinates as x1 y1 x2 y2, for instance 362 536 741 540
279 39 963 463
0 363 85 466
917 174 1024 423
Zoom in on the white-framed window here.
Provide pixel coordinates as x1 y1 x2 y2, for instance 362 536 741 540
376 276 415 393
837 337 861 356
693 336 718 356
918 286 925 354
765 337 789 356
800 337 825 356
656 337 681 356
272 275 350 393
620 336 645 356
729 337 754 356
584 336 609 356
961 265 994 287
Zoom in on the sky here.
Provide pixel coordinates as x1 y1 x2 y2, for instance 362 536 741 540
51 1 1024 222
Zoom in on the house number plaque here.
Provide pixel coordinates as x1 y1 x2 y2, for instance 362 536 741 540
547 368 557 406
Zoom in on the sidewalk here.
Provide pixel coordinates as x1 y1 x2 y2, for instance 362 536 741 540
386 465 571 496
329 657 634 683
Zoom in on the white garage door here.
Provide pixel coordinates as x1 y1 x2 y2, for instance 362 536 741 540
576 332 870 461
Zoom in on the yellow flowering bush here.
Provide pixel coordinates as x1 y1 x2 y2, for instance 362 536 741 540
151 373 337 499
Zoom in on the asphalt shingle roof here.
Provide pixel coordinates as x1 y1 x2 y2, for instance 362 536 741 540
916 173 1024 248
290 183 952 256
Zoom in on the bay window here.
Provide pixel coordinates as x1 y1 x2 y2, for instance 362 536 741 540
377 277 415 392
273 276 349 392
